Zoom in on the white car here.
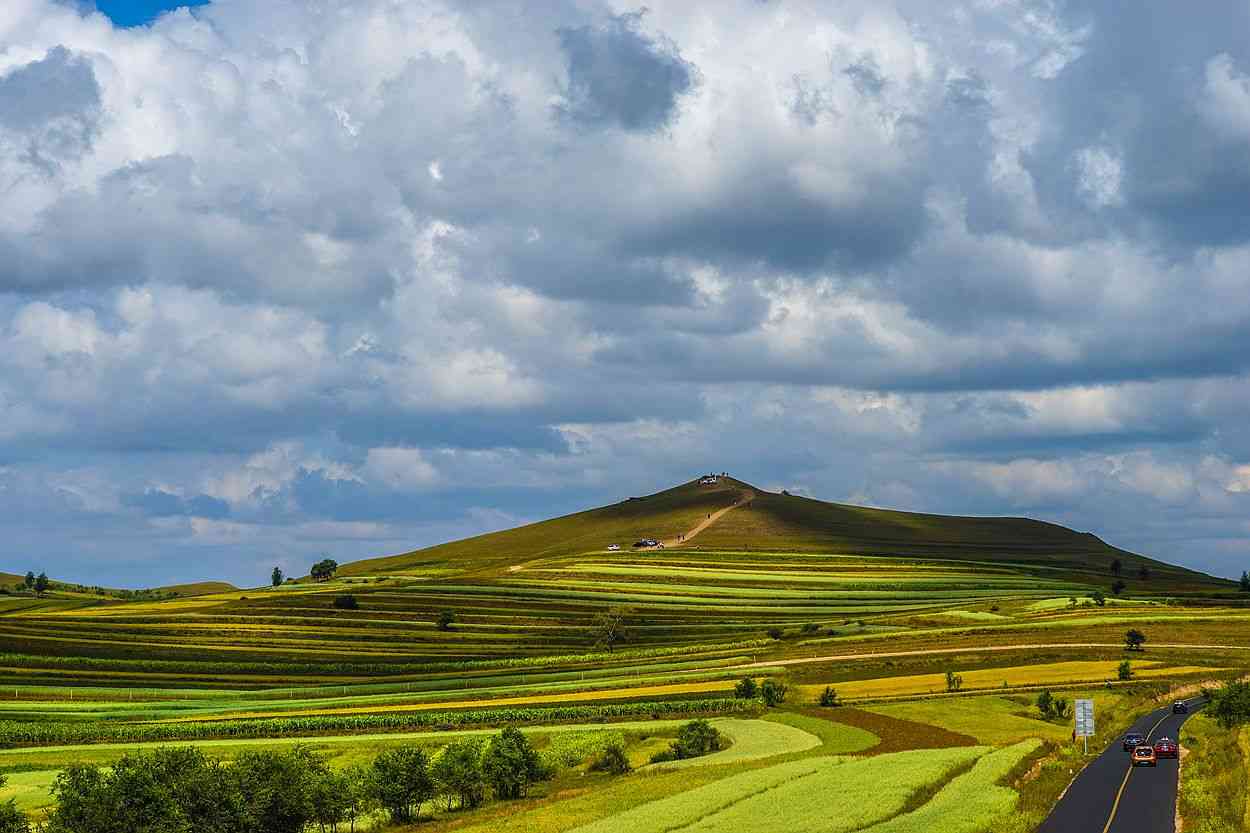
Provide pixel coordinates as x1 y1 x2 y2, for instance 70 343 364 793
607 544 621 551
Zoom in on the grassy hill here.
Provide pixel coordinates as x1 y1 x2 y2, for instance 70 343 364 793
342 477 1226 590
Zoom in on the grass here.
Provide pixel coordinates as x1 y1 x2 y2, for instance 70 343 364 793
1178 715 1250 833
641 717 824 770
868 696 1076 745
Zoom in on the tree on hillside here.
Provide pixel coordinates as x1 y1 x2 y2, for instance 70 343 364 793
1138 565 1151 581
1110 558 1122 576
1124 629 1146 651
431 739 485 811
33 573 49 596
1240 571 1250 592
371 747 434 823
436 610 455 631
1091 589 1107 607
945 670 963 692
1208 680 1250 729
483 728 545 800
310 558 338 582
1118 659 1133 680
22 572 34 590
593 606 632 652
1111 579 1126 596
271 566 283 587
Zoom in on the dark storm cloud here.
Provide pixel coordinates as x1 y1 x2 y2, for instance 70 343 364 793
556 11 697 132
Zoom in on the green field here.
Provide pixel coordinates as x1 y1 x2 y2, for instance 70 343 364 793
2 476 1245 831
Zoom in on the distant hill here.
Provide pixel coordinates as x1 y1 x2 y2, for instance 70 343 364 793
152 581 238 597
342 477 1229 591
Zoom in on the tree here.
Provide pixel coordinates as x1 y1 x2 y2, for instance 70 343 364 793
431 739 485 811
800 622 821 635
1208 680 1250 729
945 670 963 692
818 686 840 707
482 727 545 800
310 558 338 582
1240 571 1250 592
0 776 29 833
436 610 455 631
1111 579 1126 596
232 747 325 833
1117 659 1133 680
271 566 283 587
1110 558 1122 576
651 720 725 763
1124 629 1146 651
309 769 354 833
22 572 34 590
766 626 784 640
332 594 358 610
589 742 631 775
733 677 757 699
760 678 788 706
33 573 49 596
370 747 434 823
1091 589 1107 607
592 606 632 652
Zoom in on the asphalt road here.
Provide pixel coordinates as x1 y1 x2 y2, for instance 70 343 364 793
1038 697 1203 833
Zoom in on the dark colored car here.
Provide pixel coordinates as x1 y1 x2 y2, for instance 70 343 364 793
1122 732 1146 751
1131 745 1157 767
1154 737 1179 759
1172 701 1189 714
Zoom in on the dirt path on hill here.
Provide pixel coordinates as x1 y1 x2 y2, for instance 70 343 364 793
661 488 755 548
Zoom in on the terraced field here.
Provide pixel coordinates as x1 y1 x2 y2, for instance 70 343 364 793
1 476 1244 830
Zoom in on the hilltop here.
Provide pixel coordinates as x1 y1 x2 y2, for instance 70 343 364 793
342 476 1227 590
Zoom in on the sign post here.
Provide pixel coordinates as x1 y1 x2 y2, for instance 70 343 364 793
1075 699 1095 755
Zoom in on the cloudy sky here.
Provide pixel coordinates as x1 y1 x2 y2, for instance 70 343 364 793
2 0 1249 587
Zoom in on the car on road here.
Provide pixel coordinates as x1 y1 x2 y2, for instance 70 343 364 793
632 538 660 548
1172 701 1189 714
1131 745 1157 766
606 544 621 551
1122 732 1147 751
1153 738 1179 759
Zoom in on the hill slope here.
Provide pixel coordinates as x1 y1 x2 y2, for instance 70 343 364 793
343 477 1227 590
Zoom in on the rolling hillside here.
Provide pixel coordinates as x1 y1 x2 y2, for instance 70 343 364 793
342 476 1226 590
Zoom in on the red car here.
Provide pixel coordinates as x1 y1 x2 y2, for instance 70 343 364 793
1132 745 1158 767
1154 737 1179 759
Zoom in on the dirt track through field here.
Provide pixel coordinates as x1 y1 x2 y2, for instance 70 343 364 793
661 488 756 548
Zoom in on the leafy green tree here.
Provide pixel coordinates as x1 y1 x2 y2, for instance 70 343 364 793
232 747 325 833
1035 689 1054 718
589 742 631 775
309 770 354 833
651 720 725 763
1240 571 1250 592
271 566 283 587
1124 629 1146 651
370 747 434 823
1091 589 1107 607
0 776 29 833
818 686 840 707
33 573 48 596
483 727 545 800
22 572 34 590
432 739 485 811
766 626 784 640
310 558 338 582
1118 659 1133 680
1110 558 1122 576
945 670 964 692
332 594 358 610
592 606 632 652
760 678 788 706
733 676 757 699
436 610 455 631
1208 680 1250 729
1111 579 1126 596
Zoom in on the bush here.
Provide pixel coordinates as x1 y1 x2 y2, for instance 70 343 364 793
945 670 964 693
437 610 455 631
1124 629 1146 651
0 777 28 833
760 679 787 707
589 742 632 775
651 720 725 763
818 686 840 707
1117 659 1133 680
1091 590 1106 606
1208 680 1250 729
800 623 821 635
766 627 784 640
733 676 758 699
1035 689 1071 721
482 727 546 800
332 594 358 610
432 739 486 811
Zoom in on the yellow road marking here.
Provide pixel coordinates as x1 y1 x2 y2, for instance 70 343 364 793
1101 708 1176 833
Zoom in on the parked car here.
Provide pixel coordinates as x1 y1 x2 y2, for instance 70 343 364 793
606 544 621 551
1172 701 1189 714
631 538 659 548
1122 732 1146 751
1153 738 1179 759
1131 745 1157 767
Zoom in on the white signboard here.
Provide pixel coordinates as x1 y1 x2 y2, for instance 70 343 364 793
1075 699 1095 737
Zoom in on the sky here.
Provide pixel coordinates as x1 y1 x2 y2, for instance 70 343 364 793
2 1 1250 588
